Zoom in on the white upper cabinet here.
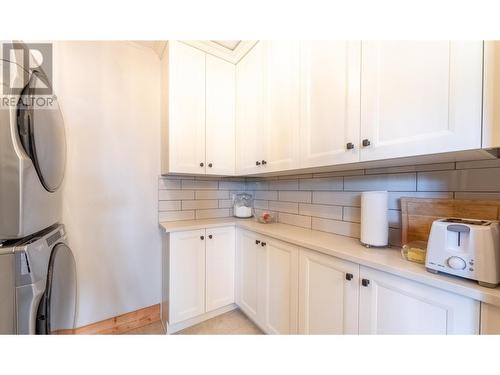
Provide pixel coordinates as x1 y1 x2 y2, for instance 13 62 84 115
299 41 361 168
162 41 236 176
298 249 359 334
358 266 480 334
164 40 488 177
166 41 206 174
360 41 483 162
263 41 301 172
236 42 266 175
206 55 235 175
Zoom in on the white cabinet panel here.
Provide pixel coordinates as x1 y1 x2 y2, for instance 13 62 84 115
167 41 206 174
263 41 300 172
298 249 359 334
360 41 483 162
480 303 500 334
206 226 235 312
359 266 480 334
169 229 206 324
260 237 299 334
236 229 261 321
299 41 361 168
236 42 266 175
206 55 235 175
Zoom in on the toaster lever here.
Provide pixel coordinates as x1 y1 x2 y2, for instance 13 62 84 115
447 224 470 247
447 224 471 233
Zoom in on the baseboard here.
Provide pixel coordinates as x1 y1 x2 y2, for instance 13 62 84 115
54 304 161 335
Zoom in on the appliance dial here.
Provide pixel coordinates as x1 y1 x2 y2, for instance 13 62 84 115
447 256 466 270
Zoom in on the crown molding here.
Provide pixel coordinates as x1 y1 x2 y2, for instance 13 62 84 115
131 41 167 58
181 40 257 64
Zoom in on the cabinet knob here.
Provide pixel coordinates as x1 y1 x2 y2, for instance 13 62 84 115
256 161 261 166
362 139 371 147
208 235 213 239
261 242 267 247
200 162 204 167
361 278 370 287
345 273 353 281
255 240 261 245
208 163 213 168
200 235 205 240
346 142 354 150
261 160 267 165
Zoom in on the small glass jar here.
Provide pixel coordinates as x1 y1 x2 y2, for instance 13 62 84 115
232 193 253 218
401 241 428 264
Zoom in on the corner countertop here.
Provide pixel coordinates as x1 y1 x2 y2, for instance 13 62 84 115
159 218 500 306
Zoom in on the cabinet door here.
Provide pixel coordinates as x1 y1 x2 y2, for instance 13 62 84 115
263 41 301 172
360 41 483 162
298 249 359 334
235 229 261 322
299 41 361 168
168 41 206 174
260 237 299 334
206 226 235 312
206 55 235 175
169 229 206 324
359 266 480 334
236 42 266 175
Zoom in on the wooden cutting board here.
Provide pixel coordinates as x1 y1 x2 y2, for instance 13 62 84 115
400 197 500 245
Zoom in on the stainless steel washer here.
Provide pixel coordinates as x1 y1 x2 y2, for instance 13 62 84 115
0 224 76 334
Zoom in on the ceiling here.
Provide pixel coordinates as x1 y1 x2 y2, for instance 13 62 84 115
135 41 167 57
211 40 241 51
181 40 257 64
135 40 256 64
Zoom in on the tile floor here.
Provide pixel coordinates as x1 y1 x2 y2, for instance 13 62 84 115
124 309 263 335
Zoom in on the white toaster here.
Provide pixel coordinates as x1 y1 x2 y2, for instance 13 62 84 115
426 218 500 288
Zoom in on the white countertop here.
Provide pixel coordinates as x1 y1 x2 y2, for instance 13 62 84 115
159 218 500 306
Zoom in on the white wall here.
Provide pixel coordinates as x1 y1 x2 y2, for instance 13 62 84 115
53 41 162 327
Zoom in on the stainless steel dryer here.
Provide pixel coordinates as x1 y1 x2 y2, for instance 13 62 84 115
0 41 66 239
0 224 77 334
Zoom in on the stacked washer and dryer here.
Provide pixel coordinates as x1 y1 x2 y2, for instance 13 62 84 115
0 42 77 334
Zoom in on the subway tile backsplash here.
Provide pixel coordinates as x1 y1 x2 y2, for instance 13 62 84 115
158 176 247 222
158 160 500 246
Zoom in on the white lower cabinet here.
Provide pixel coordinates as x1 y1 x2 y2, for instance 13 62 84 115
169 229 206 324
206 226 236 312
358 266 480 334
480 303 500 334
298 249 359 334
236 229 299 334
167 226 235 328
260 237 299 334
236 231 480 334
235 229 261 322
168 228 481 334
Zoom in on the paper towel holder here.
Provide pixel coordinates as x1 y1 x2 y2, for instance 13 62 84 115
360 191 389 248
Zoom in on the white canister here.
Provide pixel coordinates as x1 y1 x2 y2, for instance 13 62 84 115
360 191 389 247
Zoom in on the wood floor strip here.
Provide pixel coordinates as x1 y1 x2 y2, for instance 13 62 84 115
53 304 160 335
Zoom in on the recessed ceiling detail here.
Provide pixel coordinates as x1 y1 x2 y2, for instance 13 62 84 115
136 40 258 64
182 40 257 64
211 40 241 51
